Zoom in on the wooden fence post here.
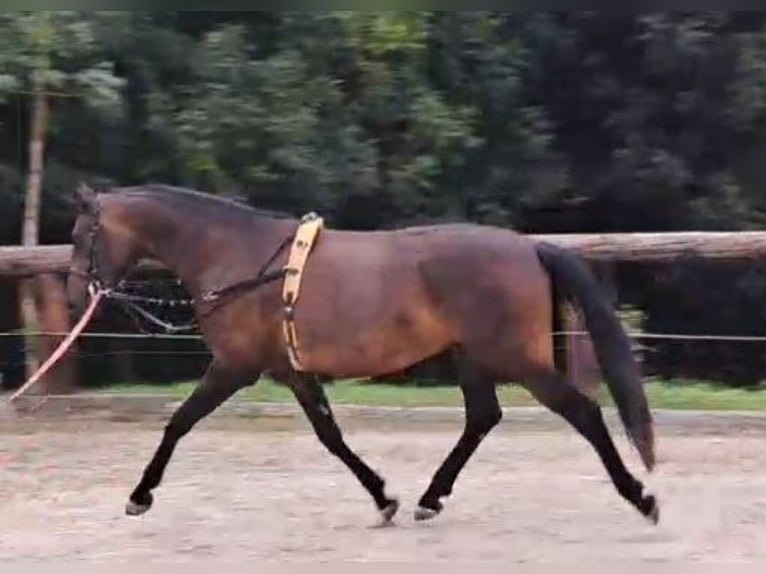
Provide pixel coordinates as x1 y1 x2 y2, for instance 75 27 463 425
565 261 618 402
29 273 77 394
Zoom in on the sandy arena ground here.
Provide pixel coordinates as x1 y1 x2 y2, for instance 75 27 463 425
2 413 766 563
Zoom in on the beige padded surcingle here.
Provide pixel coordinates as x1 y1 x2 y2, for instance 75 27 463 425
281 212 324 371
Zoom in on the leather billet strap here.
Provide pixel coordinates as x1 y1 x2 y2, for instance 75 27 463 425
282 212 324 371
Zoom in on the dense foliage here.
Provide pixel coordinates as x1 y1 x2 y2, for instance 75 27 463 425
4 11 766 386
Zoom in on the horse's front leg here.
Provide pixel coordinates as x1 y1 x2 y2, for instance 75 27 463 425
285 374 399 524
126 358 257 516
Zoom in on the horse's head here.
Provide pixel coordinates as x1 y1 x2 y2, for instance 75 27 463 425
66 183 140 317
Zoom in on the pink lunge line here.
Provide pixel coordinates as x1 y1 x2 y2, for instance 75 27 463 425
6 291 103 403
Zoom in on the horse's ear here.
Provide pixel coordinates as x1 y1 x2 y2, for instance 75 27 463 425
74 182 97 213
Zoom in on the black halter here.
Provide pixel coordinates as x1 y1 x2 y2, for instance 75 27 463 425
69 200 109 297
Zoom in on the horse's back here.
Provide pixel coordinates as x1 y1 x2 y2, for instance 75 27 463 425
321 221 539 264
314 221 550 320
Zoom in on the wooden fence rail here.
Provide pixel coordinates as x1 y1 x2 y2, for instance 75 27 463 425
3 232 766 278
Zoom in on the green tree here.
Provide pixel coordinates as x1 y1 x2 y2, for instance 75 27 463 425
0 11 124 385
518 12 766 231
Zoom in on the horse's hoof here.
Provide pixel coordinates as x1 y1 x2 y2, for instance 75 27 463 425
414 502 442 522
641 494 660 525
379 499 400 524
125 492 153 516
125 501 151 516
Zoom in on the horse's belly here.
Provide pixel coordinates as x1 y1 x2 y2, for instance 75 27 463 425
300 306 453 378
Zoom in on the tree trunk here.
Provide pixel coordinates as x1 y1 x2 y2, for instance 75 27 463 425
18 66 49 381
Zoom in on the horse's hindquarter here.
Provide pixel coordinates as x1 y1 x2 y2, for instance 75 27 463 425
295 228 455 377
411 225 555 379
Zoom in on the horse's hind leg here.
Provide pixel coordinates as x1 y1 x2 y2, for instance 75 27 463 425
125 359 256 516
415 367 502 521
522 372 659 523
286 375 399 524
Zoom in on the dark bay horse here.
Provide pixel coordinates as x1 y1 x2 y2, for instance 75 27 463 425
66 183 659 525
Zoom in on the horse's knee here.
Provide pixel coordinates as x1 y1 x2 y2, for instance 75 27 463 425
525 375 587 412
469 406 502 436
483 406 503 432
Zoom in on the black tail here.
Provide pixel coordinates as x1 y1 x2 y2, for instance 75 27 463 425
535 241 655 472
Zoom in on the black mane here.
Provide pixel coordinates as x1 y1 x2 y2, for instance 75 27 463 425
109 183 295 221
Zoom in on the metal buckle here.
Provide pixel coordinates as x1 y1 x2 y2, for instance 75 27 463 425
87 281 101 298
200 290 219 303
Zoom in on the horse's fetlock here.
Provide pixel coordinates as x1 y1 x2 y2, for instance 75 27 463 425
617 475 644 504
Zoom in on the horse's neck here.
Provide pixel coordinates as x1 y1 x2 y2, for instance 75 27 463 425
130 201 290 299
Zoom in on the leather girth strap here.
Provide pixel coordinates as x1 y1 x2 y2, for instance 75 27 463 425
282 212 324 371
